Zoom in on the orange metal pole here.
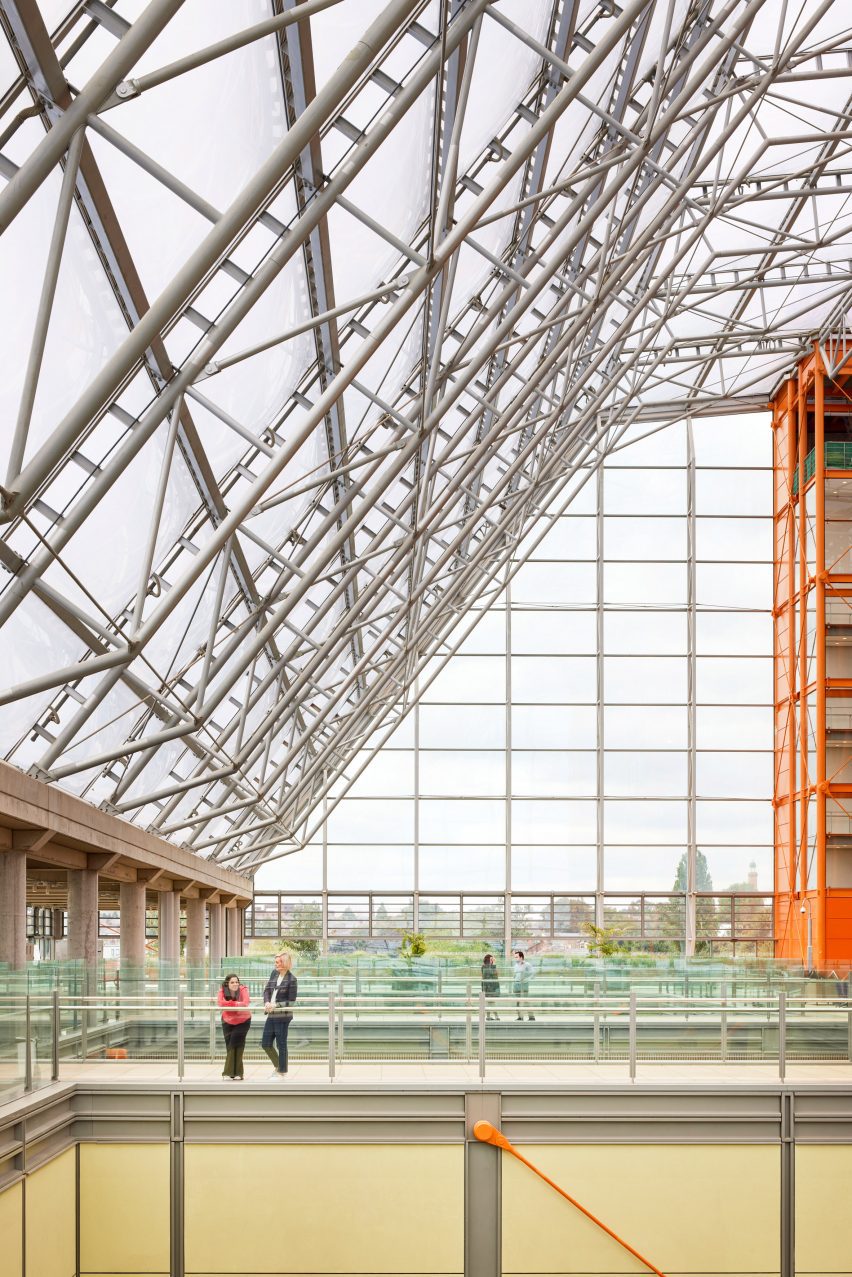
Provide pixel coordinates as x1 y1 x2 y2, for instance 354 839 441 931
814 354 827 965
473 1121 668 1277
786 378 797 947
798 370 809 909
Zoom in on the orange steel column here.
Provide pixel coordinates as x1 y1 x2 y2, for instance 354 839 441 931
814 356 827 965
773 350 852 968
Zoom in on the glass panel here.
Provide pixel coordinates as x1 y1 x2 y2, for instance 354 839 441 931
604 562 687 605
510 846 597 890
419 751 505 797
419 799 505 843
418 846 505 890
697 752 774 799
604 611 687 655
604 468 686 515
512 705 597 748
511 751 596 796
695 469 773 515
604 516 686 559
421 656 505 702
253 846 323 891
511 561 596 605
326 846 414 890
511 609 597 654
512 799 596 843
696 658 773 704
419 704 506 748
511 657 597 703
695 517 772 561
604 657 688 704
326 799 414 842
604 705 687 748
604 752 688 797
603 800 688 843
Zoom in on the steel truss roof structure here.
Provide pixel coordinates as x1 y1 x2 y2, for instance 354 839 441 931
0 0 850 874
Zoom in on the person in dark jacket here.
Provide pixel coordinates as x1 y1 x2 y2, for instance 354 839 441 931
262 951 297 1078
481 953 501 1020
217 973 251 1080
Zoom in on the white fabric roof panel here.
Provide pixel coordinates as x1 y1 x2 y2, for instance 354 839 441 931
0 0 849 871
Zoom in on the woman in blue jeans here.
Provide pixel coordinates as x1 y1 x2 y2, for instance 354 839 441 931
262 951 297 1077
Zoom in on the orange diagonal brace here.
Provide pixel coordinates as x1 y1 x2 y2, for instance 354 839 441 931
473 1121 668 1277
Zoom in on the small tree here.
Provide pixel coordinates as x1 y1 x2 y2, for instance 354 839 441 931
400 930 427 958
582 922 625 957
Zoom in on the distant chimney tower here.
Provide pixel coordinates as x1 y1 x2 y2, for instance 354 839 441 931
748 861 758 891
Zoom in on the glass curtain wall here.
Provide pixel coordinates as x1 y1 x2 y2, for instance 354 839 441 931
249 415 774 954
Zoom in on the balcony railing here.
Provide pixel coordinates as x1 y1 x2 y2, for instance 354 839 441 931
792 441 852 493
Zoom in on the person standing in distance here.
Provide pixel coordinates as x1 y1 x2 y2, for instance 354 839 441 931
262 951 297 1078
217 973 251 1079
513 949 535 1021
481 953 501 1020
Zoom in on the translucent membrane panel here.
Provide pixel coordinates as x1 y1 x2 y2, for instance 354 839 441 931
695 469 773 516
419 704 506 749
604 611 687 655
511 705 597 749
345 751 415 798
604 517 686 559
697 752 774 799
696 612 771 655
326 846 414 891
700 847 772 893
0 133 131 472
251 846 324 891
511 561 596 605
695 517 773 562
419 751 505 797
511 657 596 703
418 845 505 891
603 847 685 891
603 800 688 844
604 657 688 704
326 799 414 842
696 657 773 704
511 609 597 654
511 846 597 891
511 751 596 797
696 801 773 844
421 656 506 702
604 562 687 606
419 799 505 843
511 800 596 844
604 752 688 797
0 594 82 755
691 413 771 466
604 469 686 516
603 705 687 749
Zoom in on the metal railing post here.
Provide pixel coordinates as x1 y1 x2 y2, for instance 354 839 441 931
478 989 486 1081
465 981 472 1060
778 991 786 1081
80 970 89 1061
177 990 185 1080
593 980 600 1063
628 990 637 1083
847 1002 852 1062
720 982 728 1063
24 995 32 1092
337 981 345 1060
52 989 60 1081
328 991 336 1082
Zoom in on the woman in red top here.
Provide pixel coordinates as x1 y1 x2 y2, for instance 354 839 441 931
217 974 251 1079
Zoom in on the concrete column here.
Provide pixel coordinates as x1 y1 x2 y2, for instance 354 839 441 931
119 881 146 968
67 867 99 967
225 906 244 957
158 890 181 964
0 850 27 967
185 897 206 968
208 902 225 969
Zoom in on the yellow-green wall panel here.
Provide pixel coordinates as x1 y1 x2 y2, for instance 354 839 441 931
0 1180 22 1277
79 1143 170 1275
796 1145 852 1273
184 1144 463 1274
502 1143 779 1274
26 1147 76 1277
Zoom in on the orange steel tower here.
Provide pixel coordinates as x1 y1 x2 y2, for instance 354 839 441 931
773 349 852 969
